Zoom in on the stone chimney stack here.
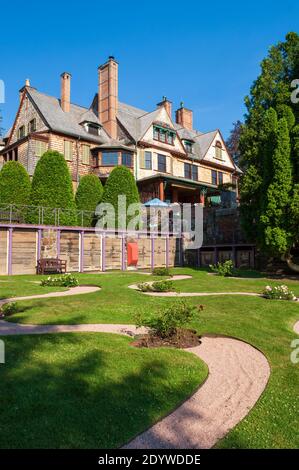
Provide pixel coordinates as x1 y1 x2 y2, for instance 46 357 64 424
157 96 172 118
60 72 71 113
175 102 193 130
98 56 118 139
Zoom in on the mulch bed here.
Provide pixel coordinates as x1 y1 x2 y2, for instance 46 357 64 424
132 328 201 349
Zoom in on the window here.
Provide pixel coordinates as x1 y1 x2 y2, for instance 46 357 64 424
35 140 47 157
158 154 167 173
28 119 36 134
144 151 152 170
122 152 132 167
184 163 198 180
82 145 90 164
102 151 119 166
211 170 223 185
212 170 218 185
153 126 175 145
18 125 26 139
64 140 73 161
215 141 223 160
192 165 198 181
184 163 192 179
88 124 100 136
184 140 193 153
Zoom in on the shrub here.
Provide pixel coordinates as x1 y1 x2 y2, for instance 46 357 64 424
263 285 296 301
40 273 79 287
75 175 103 227
152 267 170 276
209 260 236 277
27 151 77 226
137 280 174 292
100 166 140 229
0 161 31 206
135 301 203 338
0 302 19 317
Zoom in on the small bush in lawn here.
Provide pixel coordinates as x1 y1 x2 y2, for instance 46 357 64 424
137 280 174 292
263 285 296 301
0 302 19 317
209 260 236 277
152 267 170 276
40 273 79 287
135 301 203 338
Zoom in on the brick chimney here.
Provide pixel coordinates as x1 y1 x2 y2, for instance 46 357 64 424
19 79 31 102
175 102 193 130
60 72 71 113
157 96 172 118
98 56 118 139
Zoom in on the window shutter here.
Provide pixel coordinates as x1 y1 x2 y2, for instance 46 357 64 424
139 150 145 169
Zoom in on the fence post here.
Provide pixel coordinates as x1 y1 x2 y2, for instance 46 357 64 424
7 228 13 275
37 229 42 261
80 231 84 273
151 236 155 271
121 235 126 271
102 234 106 272
165 236 169 268
56 229 61 258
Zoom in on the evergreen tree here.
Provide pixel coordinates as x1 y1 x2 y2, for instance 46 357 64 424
100 166 140 229
27 150 77 226
0 161 31 206
75 174 103 227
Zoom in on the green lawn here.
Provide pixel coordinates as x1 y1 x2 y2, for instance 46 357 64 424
1 267 299 448
0 333 207 449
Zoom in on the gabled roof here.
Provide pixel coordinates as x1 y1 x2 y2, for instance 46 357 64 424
26 88 111 144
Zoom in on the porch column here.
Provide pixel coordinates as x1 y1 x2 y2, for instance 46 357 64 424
172 187 178 203
199 190 205 205
159 180 164 202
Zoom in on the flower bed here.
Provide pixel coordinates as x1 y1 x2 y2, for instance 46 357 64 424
263 285 297 301
40 273 79 288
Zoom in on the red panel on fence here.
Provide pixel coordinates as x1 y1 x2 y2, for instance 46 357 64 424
127 242 138 266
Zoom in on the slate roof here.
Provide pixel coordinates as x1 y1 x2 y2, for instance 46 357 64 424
26 88 111 144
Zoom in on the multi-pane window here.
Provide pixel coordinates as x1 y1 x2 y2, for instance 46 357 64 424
211 170 223 185
144 151 152 169
158 154 167 173
215 141 223 160
82 145 90 164
88 124 100 136
35 140 47 158
184 140 193 153
212 170 218 185
153 126 175 145
184 163 198 181
64 140 73 161
18 125 26 139
28 119 36 133
102 151 119 166
122 152 132 167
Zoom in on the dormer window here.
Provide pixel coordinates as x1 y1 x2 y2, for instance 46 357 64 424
215 140 223 160
87 123 100 136
153 125 175 145
184 140 193 153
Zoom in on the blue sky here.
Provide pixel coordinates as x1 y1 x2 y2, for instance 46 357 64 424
0 0 298 138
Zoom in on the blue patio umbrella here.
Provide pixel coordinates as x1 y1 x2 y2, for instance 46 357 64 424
144 198 169 207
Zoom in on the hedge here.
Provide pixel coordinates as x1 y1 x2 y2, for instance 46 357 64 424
75 174 103 226
0 161 31 206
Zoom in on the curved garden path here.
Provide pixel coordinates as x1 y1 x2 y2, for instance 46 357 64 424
294 320 299 334
0 279 271 449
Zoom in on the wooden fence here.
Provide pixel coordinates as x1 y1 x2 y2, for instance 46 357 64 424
0 224 182 275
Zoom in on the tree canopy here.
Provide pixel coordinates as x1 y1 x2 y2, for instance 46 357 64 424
239 32 299 265
27 150 77 226
75 174 103 227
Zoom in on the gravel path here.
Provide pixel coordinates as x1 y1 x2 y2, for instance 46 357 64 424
0 279 271 449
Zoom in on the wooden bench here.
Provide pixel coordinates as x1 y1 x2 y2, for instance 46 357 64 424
36 258 67 275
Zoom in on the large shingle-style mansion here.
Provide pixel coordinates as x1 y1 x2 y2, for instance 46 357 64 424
0 56 241 205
